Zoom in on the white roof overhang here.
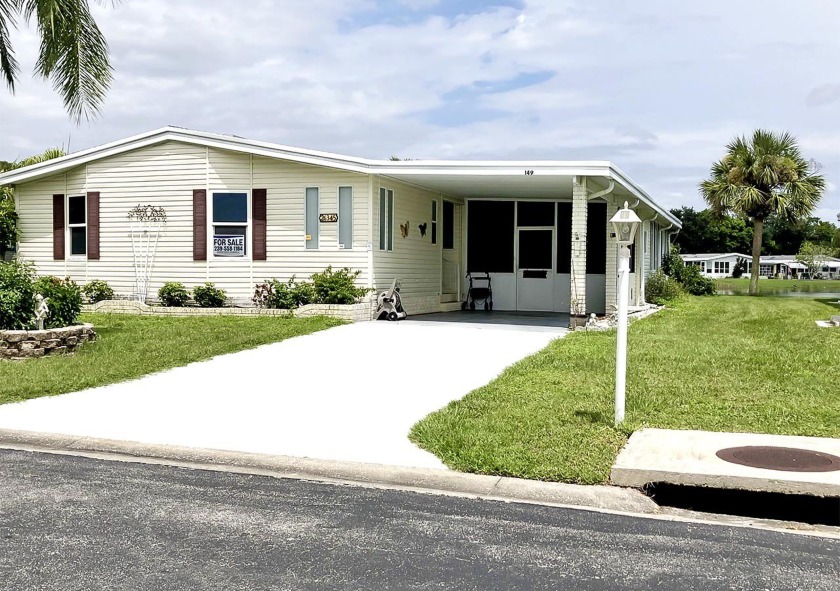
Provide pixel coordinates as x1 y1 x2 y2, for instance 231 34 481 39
0 126 681 228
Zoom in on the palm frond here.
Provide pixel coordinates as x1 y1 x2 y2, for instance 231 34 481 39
0 0 20 89
25 0 113 122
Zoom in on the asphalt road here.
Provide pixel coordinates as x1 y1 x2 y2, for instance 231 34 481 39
0 449 838 591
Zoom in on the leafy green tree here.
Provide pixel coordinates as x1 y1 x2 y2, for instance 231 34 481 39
700 130 825 295
0 148 65 257
1 0 115 121
796 241 834 278
671 207 753 254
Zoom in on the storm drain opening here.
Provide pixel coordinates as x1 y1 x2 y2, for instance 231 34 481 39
644 483 840 527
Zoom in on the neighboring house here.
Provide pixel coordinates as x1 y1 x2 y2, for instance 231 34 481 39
0 127 680 318
758 255 840 279
680 253 840 279
680 253 750 279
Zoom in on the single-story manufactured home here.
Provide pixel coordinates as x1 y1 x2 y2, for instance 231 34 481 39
681 253 840 279
0 127 680 320
680 253 750 279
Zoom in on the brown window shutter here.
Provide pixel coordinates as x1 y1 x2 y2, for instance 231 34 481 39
53 194 65 260
252 188 267 260
87 192 100 260
193 189 207 261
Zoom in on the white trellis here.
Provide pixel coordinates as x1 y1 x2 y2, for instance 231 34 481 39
128 205 167 302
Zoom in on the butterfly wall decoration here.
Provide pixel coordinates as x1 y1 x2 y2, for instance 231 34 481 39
418 223 428 237
400 221 409 238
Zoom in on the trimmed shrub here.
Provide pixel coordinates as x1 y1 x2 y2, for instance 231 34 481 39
253 277 314 310
661 247 716 296
0 259 38 330
645 269 683 305
33 276 83 328
310 267 369 304
158 282 189 307
82 279 115 303
732 258 747 279
193 282 227 308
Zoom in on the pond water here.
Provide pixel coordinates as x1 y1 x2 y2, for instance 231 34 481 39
719 289 840 298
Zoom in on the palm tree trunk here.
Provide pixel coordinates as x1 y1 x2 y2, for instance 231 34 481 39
749 218 764 295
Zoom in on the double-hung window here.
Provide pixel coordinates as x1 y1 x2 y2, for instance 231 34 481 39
379 187 394 251
714 261 730 274
212 192 249 258
67 195 87 256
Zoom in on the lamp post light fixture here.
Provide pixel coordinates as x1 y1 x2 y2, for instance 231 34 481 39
609 201 642 425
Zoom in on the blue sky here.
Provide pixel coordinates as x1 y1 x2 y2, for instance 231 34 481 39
1 0 839 221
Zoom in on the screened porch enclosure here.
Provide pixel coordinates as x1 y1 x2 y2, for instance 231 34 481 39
465 199 632 314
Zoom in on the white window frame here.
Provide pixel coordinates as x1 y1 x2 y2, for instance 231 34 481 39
338 186 353 250
209 190 251 261
714 261 730 275
67 194 87 259
379 187 394 252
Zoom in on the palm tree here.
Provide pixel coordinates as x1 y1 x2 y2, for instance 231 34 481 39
1 148 66 258
700 130 825 295
1 0 114 121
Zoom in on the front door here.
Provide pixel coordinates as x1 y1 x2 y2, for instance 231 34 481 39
516 228 554 311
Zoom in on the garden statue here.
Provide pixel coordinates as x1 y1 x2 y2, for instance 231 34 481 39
34 294 49 331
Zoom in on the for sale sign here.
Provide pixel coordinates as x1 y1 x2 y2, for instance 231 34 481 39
213 235 245 257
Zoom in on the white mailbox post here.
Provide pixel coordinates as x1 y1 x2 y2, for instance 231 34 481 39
609 201 641 425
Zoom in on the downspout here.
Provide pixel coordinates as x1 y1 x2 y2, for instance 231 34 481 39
637 213 658 307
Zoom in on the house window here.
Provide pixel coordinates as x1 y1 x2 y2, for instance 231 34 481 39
379 187 394 251
338 186 352 249
305 187 319 250
212 192 249 257
431 201 438 245
714 261 730 274
443 201 455 250
67 195 86 256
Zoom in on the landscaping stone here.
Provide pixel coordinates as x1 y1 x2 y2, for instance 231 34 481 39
0 324 97 361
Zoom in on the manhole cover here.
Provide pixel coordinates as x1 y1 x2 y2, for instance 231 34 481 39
716 446 840 473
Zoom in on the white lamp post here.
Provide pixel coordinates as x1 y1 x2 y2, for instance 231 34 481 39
609 201 641 425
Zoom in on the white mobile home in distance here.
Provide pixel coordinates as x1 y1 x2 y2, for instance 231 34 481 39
0 127 680 321
680 253 750 279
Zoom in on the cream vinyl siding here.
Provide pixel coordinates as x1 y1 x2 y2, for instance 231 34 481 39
15 141 371 301
372 176 463 302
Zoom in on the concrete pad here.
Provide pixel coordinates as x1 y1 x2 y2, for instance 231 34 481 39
611 429 840 496
0 321 564 470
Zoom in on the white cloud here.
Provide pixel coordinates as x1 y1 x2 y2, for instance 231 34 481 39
1 0 839 221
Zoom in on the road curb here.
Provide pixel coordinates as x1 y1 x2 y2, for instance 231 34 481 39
0 428 659 515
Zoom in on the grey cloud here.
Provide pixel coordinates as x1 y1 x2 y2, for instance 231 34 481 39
807 84 840 108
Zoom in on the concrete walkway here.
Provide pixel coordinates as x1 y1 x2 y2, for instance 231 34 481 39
0 321 565 469
611 429 840 496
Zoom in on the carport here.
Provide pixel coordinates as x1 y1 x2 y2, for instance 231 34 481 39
376 161 681 319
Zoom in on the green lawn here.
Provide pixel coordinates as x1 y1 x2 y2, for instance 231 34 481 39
1 313 343 404
410 296 840 485
716 277 840 293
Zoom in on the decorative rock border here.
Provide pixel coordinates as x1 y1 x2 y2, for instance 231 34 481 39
1 324 97 361
84 299 375 322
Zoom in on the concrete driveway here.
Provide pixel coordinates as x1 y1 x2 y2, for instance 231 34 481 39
0 320 565 469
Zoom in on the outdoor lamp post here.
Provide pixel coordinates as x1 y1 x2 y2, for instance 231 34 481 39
609 201 641 425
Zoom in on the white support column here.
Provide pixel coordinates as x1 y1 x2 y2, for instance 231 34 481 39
605 201 619 311
634 220 644 306
570 177 588 320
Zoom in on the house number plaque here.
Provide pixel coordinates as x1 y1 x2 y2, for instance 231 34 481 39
319 213 338 223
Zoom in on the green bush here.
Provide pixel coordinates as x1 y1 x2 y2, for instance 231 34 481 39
0 260 37 330
158 282 189 307
732 258 747 279
645 269 683 305
252 277 315 310
193 282 227 308
660 247 716 296
33 276 83 328
310 267 369 304
82 279 115 303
